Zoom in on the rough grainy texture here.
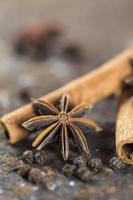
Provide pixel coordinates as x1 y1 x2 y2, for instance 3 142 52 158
0 0 133 199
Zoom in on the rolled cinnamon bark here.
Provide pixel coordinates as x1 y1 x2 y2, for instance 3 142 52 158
116 90 133 164
1 48 133 144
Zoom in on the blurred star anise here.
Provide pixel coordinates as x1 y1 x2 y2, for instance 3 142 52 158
22 94 101 160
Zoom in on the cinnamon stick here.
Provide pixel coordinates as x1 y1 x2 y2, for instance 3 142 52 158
116 86 133 164
1 48 133 144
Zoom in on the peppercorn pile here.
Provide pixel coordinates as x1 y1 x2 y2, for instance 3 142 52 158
16 148 127 185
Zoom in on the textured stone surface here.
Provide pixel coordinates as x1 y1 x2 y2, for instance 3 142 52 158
0 1 133 200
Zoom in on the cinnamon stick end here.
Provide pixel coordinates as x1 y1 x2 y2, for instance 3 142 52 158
117 140 133 165
0 119 28 144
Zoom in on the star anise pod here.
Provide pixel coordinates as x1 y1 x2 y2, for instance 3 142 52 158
22 94 101 160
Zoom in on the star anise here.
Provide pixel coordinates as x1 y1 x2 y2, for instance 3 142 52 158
22 94 101 160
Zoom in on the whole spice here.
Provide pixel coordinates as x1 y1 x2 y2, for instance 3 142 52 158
70 156 87 167
1 48 133 145
87 157 103 172
17 163 31 177
22 150 34 164
34 151 45 165
62 164 76 177
116 85 133 164
28 168 44 184
22 94 101 160
109 156 126 170
75 166 93 182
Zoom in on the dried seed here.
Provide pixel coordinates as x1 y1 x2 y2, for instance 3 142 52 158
34 151 45 165
18 163 31 177
28 168 44 184
71 156 86 167
76 166 93 182
87 158 103 172
109 156 126 170
22 150 34 164
62 164 76 177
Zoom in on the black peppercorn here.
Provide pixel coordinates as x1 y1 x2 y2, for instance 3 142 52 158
28 168 44 184
62 164 76 177
34 151 45 165
109 156 126 170
87 157 103 172
75 166 93 182
22 150 34 164
71 156 86 167
17 163 31 177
